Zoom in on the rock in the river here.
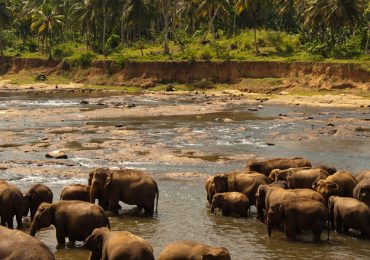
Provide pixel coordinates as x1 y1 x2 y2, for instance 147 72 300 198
45 150 68 159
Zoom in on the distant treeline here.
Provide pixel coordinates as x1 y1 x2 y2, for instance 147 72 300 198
0 0 369 60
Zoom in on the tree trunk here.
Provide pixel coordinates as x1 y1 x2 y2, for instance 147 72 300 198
161 1 170 55
102 0 107 57
48 32 52 60
366 23 370 54
253 26 259 54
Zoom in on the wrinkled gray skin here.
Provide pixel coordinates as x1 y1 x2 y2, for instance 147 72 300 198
267 198 329 242
30 200 110 245
211 192 250 217
255 185 325 223
23 184 53 220
328 196 370 237
60 184 90 202
353 178 370 207
0 181 24 229
159 241 231 260
246 157 312 176
89 168 159 215
83 227 155 260
0 226 55 260
213 171 269 206
314 171 357 203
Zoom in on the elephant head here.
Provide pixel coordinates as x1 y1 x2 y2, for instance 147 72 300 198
268 169 280 183
354 182 370 206
274 169 289 181
267 203 284 237
203 247 231 260
30 203 53 236
213 174 229 194
83 227 109 260
89 168 110 208
255 185 269 222
246 160 265 174
210 193 224 214
313 179 339 202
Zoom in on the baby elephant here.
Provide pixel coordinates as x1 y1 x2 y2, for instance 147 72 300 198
267 198 329 242
328 196 370 237
211 192 250 217
84 227 154 260
159 241 231 260
60 184 90 202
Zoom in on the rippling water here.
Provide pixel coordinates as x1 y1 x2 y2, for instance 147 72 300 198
0 93 369 259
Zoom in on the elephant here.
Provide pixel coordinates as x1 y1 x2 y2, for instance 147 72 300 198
316 165 337 175
89 168 159 215
245 157 312 176
205 176 216 204
269 181 289 189
0 181 24 229
313 171 357 203
30 200 110 245
213 171 269 205
211 192 250 217
328 196 370 237
83 227 155 260
159 241 231 260
353 178 370 207
355 171 370 182
0 225 54 260
273 168 330 189
267 198 329 242
256 185 325 223
60 184 90 202
23 183 53 220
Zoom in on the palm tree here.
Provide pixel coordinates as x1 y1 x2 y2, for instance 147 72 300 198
30 3 64 59
305 0 366 34
197 0 230 57
72 0 100 49
0 0 11 55
236 0 262 54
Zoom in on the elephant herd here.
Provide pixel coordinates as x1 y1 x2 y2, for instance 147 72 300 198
0 168 231 260
206 157 370 243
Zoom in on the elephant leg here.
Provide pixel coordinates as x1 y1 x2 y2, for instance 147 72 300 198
143 198 155 216
55 227 66 245
343 225 349 234
285 226 296 240
313 230 321 242
16 214 23 229
109 197 120 215
334 214 343 233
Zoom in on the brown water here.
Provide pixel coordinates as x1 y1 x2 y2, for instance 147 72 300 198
0 93 369 259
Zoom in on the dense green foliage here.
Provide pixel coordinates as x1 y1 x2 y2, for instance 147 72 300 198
0 0 369 61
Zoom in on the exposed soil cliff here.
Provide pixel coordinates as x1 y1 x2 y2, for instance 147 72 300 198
1 57 369 90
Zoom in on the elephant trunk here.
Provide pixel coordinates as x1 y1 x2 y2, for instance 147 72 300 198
30 221 37 236
210 204 215 214
90 186 98 204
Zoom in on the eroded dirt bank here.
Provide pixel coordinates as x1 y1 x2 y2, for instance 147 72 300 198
1 57 369 90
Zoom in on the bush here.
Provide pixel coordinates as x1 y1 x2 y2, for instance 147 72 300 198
53 43 73 59
266 31 283 46
106 34 120 49
78 52 96 68
25 40 38 52
200 48 212 60
331 37 362 59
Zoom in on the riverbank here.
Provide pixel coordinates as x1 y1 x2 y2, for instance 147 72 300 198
0 57 369 108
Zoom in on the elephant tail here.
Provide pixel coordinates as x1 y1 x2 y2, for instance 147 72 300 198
327 220 330 241
155 181 159 214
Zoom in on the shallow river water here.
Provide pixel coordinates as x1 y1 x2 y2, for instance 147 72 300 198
0 92 369 259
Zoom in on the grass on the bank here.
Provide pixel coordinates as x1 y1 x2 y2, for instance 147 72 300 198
4 29 370 68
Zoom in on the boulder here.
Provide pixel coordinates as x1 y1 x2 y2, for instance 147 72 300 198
45 150 68 159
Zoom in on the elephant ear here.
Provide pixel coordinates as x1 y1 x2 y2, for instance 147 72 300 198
202 254 215 260
88 172 94 186
104 172 113 189
83 233 103 252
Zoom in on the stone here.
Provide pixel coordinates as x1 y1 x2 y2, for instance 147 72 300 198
45 150 68 159
80 100 89 105
248 108 258 112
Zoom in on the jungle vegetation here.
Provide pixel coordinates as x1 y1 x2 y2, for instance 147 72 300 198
0 0 369 63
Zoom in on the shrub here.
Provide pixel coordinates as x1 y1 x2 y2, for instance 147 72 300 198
106 34 120 49
78 52 96 68
200 48 212 60
331 37 362 59
52 43 73 59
